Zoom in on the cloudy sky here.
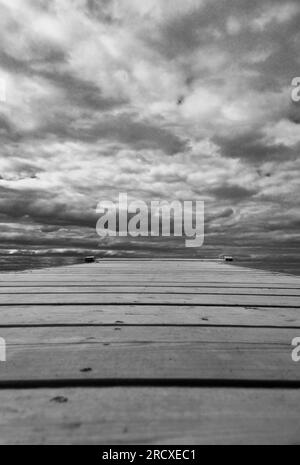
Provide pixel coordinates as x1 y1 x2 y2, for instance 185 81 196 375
0 0 299 257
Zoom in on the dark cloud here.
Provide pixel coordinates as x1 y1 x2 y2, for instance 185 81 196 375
209 208 235 220
214 132 299 163
4 112 188 155
146 0 300 61
0 0 299 255
76 115 188 155
0 186 96 229
288 103 300 125
210 184 257 202
261 218 300 233
0 51 33 74
86 0 115 23
0 114 14 137
0 50 124 113
39 70 126 111
0 46 67 73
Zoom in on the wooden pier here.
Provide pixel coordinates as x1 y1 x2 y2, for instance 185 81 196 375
0 259 299 444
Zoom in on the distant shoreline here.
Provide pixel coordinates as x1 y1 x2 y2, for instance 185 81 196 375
229 260 300 277
0 255 299 276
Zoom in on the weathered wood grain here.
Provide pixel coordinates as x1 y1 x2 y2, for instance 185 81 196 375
0 293 298 306
1 260 299 285
0 282 299 289
0 388 299 445
1 275 298 284
0 327 298 382
0 259 299 445
0 286 298 296
0 304 299 328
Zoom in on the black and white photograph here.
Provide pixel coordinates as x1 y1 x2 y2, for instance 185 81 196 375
0 0 299 447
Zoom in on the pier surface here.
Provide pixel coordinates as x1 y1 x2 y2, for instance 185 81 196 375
0 259 299 444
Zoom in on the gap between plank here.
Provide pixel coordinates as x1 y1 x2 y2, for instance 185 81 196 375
0 323 300 330
1 291 299 297
1 303 299 308
0 378 300 390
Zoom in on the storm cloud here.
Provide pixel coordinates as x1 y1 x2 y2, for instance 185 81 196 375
0 0 299 253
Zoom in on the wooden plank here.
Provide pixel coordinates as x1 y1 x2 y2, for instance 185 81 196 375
0 282 299 289
0 286 298 296
0 388 299 444
0 304 299 328
10 264 294 275
0 259 299 447
1 280 299 288
0 277 298 285
53 261 293 271
1 262 299 285
0 293 298 306
1 271 298 284
6 260 288 268
0 327 298 382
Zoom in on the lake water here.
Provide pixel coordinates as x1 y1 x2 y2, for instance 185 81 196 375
0 255 81 273
0 251 299 276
